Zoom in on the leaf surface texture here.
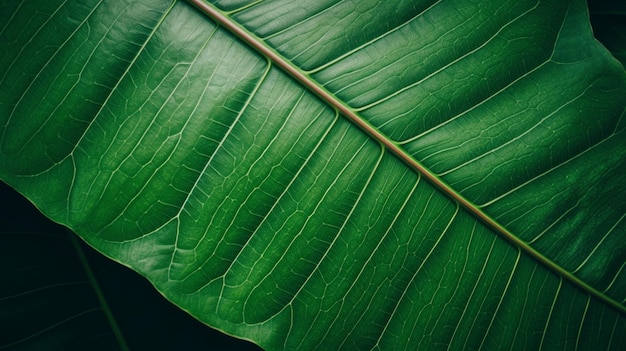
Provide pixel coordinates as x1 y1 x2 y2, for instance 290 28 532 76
1 0 625 349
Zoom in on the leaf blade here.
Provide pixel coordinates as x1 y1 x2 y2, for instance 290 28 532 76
1 0 625 350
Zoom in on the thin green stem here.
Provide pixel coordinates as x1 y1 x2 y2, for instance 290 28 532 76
68 231 130 351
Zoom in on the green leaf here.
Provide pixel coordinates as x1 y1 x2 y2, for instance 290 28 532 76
1 0 625 350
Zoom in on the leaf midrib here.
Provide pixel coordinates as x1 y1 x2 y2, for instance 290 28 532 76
185 0 626 314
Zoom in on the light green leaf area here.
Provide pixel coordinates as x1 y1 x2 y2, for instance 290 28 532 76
1 0 625 350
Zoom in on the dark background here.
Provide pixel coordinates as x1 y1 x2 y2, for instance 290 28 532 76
0 181 263 351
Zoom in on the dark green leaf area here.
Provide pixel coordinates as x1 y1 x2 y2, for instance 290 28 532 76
0 0 174 174
231 0 430 71
311 0 563 124
485 132 626 300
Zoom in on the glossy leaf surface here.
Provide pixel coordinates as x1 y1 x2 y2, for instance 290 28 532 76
1 0 625 350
